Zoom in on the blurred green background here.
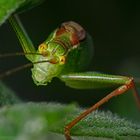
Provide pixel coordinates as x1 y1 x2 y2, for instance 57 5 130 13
0 0 140 121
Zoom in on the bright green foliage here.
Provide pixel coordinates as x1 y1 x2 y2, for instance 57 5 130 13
0 0 44 25
17 0 45 13
0 82 139 140
0 0 23 25
0 102 139 140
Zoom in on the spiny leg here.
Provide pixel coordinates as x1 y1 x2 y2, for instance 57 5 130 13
64 77 137 140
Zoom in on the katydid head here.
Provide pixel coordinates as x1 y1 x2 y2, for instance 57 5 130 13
31 42 66 85
0 21 93 87
31 21 86 85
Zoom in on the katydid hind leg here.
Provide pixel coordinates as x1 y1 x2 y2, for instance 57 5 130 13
60 72 140 108
61 73 140 140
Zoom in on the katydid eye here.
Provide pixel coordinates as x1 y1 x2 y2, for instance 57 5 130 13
38 43 49 56
38 43 47 52
59 56 66 64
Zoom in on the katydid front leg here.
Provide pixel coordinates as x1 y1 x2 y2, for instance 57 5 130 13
9 15 36 62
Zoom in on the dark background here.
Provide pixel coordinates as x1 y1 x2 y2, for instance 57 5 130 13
0 0 140 121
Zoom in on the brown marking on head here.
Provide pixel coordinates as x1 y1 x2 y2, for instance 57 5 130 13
62 21 86 41
70 33 79 46
55 27 66 36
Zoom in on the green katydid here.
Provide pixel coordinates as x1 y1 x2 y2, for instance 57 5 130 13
0 14 140 140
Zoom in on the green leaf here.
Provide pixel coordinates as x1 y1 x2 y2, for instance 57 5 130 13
17 0 45 13
0 102 139 140
0 0 44 26
0 81 20 105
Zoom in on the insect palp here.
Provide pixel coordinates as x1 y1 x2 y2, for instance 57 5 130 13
49 56 59 64
0 60 53 79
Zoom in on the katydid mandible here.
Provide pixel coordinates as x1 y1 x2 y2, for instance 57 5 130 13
1 14 140 140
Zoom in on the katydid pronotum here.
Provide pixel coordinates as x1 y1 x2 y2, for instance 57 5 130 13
0 14 140 140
